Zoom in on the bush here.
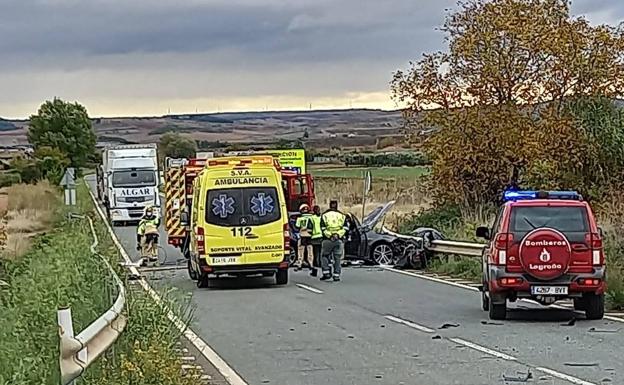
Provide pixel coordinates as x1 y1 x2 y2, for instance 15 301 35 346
0 172 21 188
341 151 430 167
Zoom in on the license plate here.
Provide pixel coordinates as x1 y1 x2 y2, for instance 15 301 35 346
210 257 238 265
531 286 568 295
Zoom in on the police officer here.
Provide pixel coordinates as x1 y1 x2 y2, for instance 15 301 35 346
310 205 323 277
320 200 348 281
137 205 161 262
295 204 314 271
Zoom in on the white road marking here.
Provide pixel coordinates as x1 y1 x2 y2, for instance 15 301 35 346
384 315 435 333
449 337 517 361
296 283 324 294
383 267 624 323
535 367 597 385
382 267 480 292
86 181 249 385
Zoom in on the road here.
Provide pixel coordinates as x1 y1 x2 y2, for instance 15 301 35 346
87 177 623 385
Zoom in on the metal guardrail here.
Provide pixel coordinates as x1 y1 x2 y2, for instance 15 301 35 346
426 239 486 257
381 226 486 257
58 214 127 385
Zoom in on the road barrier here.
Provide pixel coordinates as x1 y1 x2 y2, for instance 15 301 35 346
58 214 127 385
425 239 486 257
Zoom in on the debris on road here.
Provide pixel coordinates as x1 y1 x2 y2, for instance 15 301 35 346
564 362 599 367
431 335 442 340
588 327 620 333
561 317 577 326
502 370 532 382
481 321 503 326
438 322 460 329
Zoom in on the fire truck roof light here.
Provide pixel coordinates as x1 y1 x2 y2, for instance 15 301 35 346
503 190 582 202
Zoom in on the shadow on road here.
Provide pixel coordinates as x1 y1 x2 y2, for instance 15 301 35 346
200 275 283 291
506 307 584 323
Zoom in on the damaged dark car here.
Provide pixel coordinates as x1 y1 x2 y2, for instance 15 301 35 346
344 201 442 269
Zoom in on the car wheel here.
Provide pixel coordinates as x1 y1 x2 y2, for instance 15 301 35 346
584 293 604 320
488 296 506 320
276 268 288 285
481 281 490 311
371 243 394 265
187 260 198 280
573 297 586 311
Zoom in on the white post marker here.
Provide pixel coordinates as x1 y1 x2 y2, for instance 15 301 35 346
361 170 372 221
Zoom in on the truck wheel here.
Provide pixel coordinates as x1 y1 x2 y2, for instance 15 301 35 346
187 260 198 280
276 268 288 285
488 296 506 320
573 297 586 311
584 293 604 320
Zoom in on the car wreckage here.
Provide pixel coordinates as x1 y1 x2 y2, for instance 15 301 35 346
343 201 446 269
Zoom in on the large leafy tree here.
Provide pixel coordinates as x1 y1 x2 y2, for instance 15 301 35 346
158 132 197 161
27 98 96 170
391 0 624 205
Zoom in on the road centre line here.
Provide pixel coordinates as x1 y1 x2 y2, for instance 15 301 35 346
87 183 249 385
382 266 624 323
449 337 517 361
384 315 436 333
295 283 324 294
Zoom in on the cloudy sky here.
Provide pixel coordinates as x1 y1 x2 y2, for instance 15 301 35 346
0 0 622 118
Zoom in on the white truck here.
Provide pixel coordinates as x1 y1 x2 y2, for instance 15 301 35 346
96 144 161 225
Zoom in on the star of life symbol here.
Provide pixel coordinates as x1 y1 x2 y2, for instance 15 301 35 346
212 194 235 219
539 248 551 263
251 192 274 217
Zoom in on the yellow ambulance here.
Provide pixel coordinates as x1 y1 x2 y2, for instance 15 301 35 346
186 156 290 288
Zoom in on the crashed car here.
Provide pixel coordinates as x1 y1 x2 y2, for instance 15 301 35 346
344 201 432 269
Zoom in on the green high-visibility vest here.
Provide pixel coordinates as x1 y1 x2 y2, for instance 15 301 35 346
321 210 346 238
310 215 322 239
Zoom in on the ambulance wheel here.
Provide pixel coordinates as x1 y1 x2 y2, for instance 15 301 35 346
188 260 198 281
197 273 210 288
276 268 288 285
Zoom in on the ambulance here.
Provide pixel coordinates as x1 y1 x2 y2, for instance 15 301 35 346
183 156 290 287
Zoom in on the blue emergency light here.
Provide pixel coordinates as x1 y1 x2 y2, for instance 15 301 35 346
502 190 582 202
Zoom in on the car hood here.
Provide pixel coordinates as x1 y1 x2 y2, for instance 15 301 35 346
361 200 396 230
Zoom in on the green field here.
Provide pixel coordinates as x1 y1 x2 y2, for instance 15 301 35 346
311 166 430 179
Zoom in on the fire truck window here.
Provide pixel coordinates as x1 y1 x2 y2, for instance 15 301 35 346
294 178 308 195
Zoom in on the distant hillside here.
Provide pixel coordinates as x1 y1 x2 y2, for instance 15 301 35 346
0 119 16 131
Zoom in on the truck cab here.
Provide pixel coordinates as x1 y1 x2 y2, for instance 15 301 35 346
98 145 161 226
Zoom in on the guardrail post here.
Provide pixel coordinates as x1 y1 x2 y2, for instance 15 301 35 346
58 307 77 385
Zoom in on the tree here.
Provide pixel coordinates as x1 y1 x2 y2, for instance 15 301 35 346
27 98 96 170
391 0 624 206
159 132 197 161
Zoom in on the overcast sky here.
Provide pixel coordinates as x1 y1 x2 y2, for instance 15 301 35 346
0 0 622 118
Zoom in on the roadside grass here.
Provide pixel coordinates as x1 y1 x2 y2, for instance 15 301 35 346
0 181 199 385
0 184 113 384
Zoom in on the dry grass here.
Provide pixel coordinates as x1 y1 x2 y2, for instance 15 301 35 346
315 177 431 230
1 181 60 259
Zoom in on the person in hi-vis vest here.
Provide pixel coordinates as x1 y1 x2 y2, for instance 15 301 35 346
320 200 348 281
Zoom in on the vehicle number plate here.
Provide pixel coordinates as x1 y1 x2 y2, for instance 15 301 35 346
210 257 238 265
531 286 568 295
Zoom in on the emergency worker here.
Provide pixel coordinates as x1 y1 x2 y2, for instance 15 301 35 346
137 205 161 262
309 205 323 277
320 200 348 281
295 204 314 271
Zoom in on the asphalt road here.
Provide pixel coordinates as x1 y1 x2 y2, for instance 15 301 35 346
87 177 623 385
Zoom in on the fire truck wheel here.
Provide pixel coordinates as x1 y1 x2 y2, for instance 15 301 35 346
276 268 288 285
187 260 198 280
